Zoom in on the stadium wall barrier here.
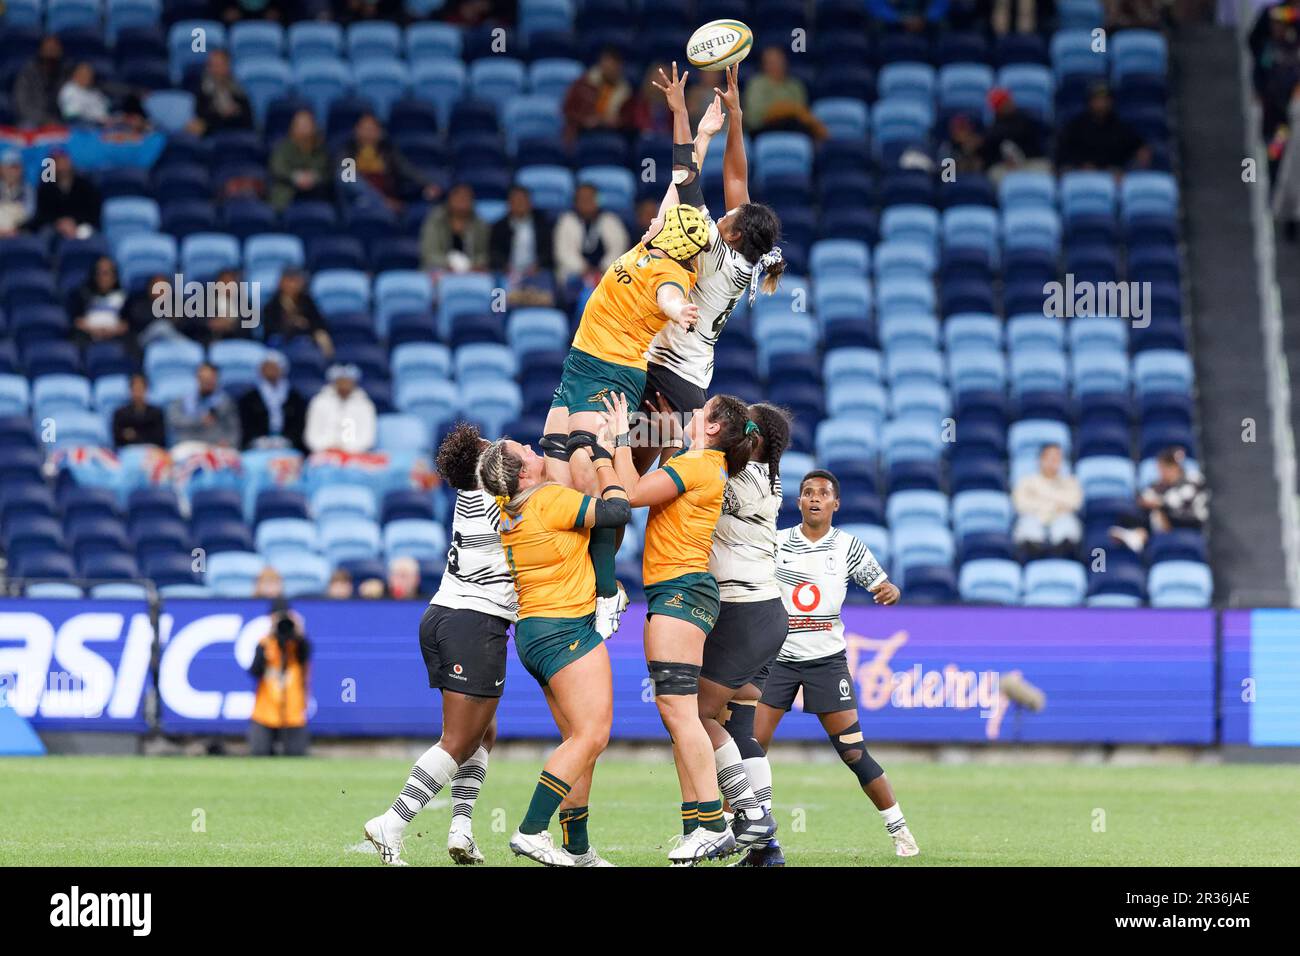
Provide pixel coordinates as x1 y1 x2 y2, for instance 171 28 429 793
2 598 1273 745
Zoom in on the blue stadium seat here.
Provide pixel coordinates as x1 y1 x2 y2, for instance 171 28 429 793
958 558 1022 604
270 552 332 597
320 516 382 564
1147 560 1212 607
384 518 448 562
313 484 378 523
1020 559 1086 606
891 526 955 588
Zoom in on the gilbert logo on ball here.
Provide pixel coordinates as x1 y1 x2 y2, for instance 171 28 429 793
686 19 754 72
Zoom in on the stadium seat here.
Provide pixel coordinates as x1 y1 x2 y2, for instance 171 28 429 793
1147 560 1212 607
958 558 1022 604
1022 559 1087 606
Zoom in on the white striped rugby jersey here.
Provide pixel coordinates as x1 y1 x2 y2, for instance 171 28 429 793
645 209 754 389
775 525 887 662
709 460 781 603
430 489 518 623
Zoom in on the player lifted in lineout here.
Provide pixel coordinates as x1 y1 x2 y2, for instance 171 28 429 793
364 424 519 866
637 62 786 473
540 72 709 637
742 469 920 865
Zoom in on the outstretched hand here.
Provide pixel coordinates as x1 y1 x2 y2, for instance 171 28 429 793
697 93 724 137
599 391 630 444
715 63 741 115
651 61 690 114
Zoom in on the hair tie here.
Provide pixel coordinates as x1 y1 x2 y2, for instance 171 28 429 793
744 420 760 436
493 493 511 510
748 246 784 304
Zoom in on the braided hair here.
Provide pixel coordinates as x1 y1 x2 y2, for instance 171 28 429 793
706 394 760 476
475 439 551 518
731 203 785 299
435 421 487 492
746 403 792 496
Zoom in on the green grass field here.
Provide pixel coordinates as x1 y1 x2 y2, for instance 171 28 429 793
2 756 1297 866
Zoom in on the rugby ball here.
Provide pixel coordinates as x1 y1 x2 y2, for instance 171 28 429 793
686 19 753 72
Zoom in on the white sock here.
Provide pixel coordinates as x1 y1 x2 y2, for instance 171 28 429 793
742 754 773 814
879 802 907 834
382 744 458 833
449 747 489 834
714 738 764 819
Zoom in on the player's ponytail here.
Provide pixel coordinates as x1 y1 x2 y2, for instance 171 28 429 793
730 202 784 301
707 394 760 476
747 403 792 497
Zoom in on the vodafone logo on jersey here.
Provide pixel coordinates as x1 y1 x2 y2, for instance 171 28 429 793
791 582 821 612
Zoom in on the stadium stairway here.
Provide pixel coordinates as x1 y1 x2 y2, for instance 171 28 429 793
1177 20 1292 605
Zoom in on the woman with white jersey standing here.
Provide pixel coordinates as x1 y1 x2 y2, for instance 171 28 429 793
364 423 519 867
635 64 786 473
696 402 792 852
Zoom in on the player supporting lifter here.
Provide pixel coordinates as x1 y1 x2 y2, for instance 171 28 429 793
695 403 793 852
635 62 786 473
742 469 919 865
599 390 761 864
364 423 517 867
476 429 633 866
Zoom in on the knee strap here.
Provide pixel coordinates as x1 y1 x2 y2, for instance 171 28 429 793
564 430 600 459
829 721 884 785
722 700 765 759
540 433 570 462
648 660 701 697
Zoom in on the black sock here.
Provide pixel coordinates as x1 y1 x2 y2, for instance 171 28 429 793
589 527 617 598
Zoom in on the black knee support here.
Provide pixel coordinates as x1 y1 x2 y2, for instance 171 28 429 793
829 721 884 786
723 700 765 759
540 433 570 461
648 660 701 696
564 430 600 460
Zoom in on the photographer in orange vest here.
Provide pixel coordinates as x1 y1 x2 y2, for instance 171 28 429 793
248 600 312 756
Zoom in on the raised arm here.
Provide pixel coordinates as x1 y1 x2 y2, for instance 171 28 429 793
715 64 750 208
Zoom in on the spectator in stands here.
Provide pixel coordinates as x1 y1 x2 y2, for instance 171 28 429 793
624 63 677 137
1110 448 1209 553
12 35 67 128
979 88 1049 183
1104 0 1164 29
188 49 253 136
180 268 252 345
742 46 825 138
337 112 440 210
263 267 333 357
489 184 555 304
420 182 489 272
269 109 332 211
30 148 101 239
130 274 187 349
166 362 242 452
58 62 111 126
112 373 166 448
553 183 628 293
940 114 988 177
635 197 659 236
1056 82 1151 172
562 46 635 142
253 566 285 599
327 568 354 599
1254 6 1300 154
357 576 386 598
387 555 423 599
247 601 311 757
0 149 34 236
1275 82 1300 240
991 0 1040 33
304 363 377 454
1012 443 1084 559
70 256 128 345
238 353 308 452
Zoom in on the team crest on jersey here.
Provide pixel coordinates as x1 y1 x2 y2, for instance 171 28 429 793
586 386 612 405
838 678 851 699
664 592 685 609
825 554 837 573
